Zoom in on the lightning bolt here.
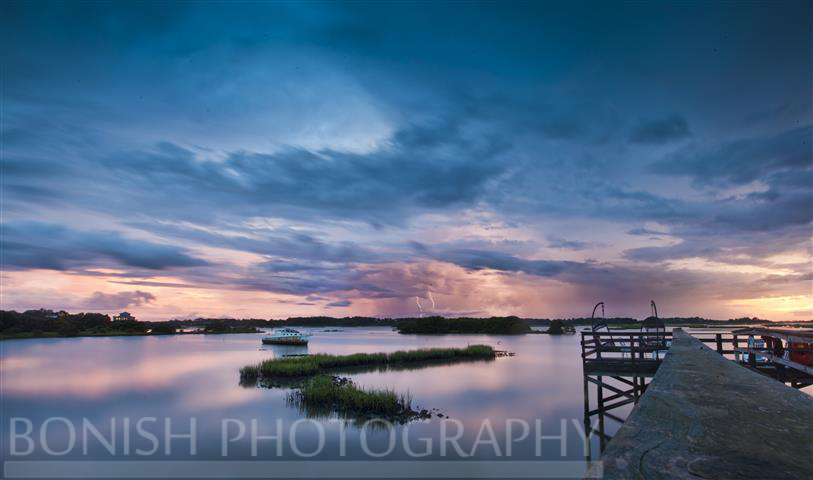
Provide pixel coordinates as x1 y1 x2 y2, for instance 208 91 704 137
415 296 424 317
428 291 436 310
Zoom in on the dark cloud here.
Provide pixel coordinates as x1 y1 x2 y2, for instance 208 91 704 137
630 115 691 145
84 291 156 310
546 235 600 251
712 188 812 232
623 224 812 273
626 227 671 236
0 221 208 271
326 300 352 308
408 241 430 253
3 117 509 227
126 221 386 265
652 125 812 187
743 101 800 125
224 261 394 297
538 117 589 140
623 242 720 263
111 280 204 289
429 248 577 277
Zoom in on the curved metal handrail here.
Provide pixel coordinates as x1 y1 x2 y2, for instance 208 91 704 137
592 301 605 319
590 301 616 350
642 301 666 355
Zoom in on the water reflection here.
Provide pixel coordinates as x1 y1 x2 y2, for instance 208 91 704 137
1 328 608 477
261 342 310 357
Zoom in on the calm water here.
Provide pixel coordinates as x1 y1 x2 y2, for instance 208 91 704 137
1 328 628 478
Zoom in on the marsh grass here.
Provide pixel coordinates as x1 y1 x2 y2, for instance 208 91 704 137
286 375 423 422
240 344 495 381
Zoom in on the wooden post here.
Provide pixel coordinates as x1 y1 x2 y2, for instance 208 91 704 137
734 335 740 362
638 333 645 360
597 375 605 451
583 374 591 460
716 333 723 354
631 334 638 402
595 333 602 360
749 340 756 367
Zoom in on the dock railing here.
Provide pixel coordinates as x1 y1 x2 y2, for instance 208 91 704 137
580 331 673 454
581 328 813 457
581 331 673 358
583 329 812 387
592 330 813 479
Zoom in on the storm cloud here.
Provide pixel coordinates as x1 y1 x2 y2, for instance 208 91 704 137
84 290 156 310
0 1 810 319
652 126 812 187
630 115 691 145
0 222 208 271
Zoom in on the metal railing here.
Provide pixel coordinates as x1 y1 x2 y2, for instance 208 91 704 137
581 331 673 360
582 330 813 387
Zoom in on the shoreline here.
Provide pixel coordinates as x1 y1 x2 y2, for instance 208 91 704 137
5 322 813 341
0 329 262 341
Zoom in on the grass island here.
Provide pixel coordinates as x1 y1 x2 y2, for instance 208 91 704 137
240 344 496 381
241 345 496 421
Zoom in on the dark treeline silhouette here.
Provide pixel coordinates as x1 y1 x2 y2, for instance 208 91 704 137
0 309 261 338
546 319 566 334
0 309 798 340
165 316 395 329
525 316 773 327
0 311 392 338
396 316 532 334
0 309 146 338
283 316 396 327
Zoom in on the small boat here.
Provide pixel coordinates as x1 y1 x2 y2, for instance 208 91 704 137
262 328 310 345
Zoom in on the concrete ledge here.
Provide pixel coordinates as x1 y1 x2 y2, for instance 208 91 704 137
594 329 813 479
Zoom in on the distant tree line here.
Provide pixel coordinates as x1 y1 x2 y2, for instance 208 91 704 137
0 311 397 339
524 316 774 327
546 319 566 334
0 309 146 338
0 309 797 340
163 316 396 329
283 316 397 327
396 316 532 334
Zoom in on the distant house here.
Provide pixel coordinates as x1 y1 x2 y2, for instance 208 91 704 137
29 308 59 319
113 312 135 322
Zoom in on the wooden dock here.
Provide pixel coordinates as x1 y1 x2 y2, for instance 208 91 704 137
730 327 813 385
581 331 672 451
587 329 813 479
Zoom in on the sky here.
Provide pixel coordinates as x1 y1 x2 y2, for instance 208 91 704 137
1 1 811 321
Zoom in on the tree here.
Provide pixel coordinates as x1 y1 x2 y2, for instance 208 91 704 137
150 323 176 335
547 319 565 335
